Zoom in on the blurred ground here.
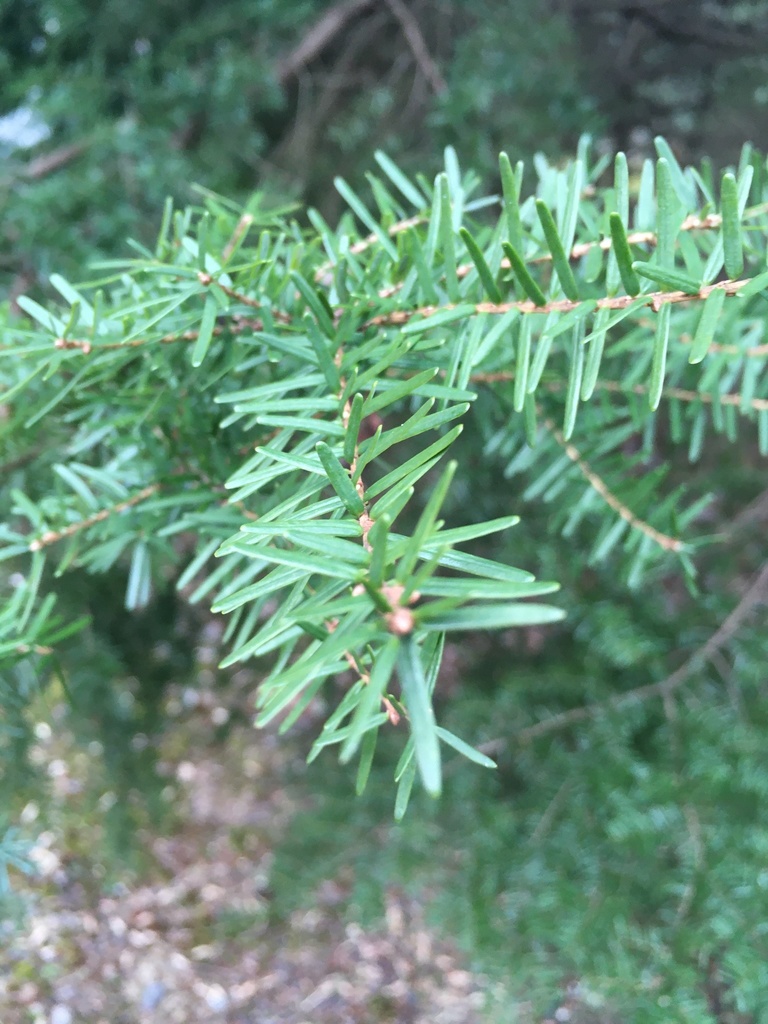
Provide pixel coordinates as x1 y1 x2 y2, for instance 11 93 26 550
0 691 490 1024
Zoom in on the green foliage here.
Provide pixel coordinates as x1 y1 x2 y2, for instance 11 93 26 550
6 0 768 309
2 134 768 1015
0 0 591 299
2 135 767 803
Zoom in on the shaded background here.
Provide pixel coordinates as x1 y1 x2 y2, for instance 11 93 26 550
3 0 768 300
3 2 768 1022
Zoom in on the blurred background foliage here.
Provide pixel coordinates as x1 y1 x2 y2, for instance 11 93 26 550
3 0 768 1019
4 0 768 299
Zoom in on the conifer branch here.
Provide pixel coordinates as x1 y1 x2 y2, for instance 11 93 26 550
463 211 725 280
197 272 292 322
472 374 768 416
5 138 767 809
43 276 758 363
28 484 162 551
221 213 255 261
318 194 768 288
591 381 768 414
364 278 750 329
47 317 264 354
530 210 736 265
546 420 683 553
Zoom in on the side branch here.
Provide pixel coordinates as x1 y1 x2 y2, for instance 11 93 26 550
512 560 768 743
364 278 752 328
318 189 768 286
29 485 161 551
456 212 725 281
472 374 768 415
197 272 292 322
330 349 397 722
593 381 768 414
51 316 265 354
546 421 683 553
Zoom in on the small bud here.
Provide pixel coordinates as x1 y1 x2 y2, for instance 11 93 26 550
384 607 414 636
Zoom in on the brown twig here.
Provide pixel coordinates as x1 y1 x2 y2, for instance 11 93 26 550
676 330 768 358
454 211 741 283
364 277 751 329
276 0 377 85
28 484 161 551
592 380 768 414
472 374 768 416
383 0 447 94
45 316 264 355
221 213 255 262
456 203 768 281
706 341 768 357
535 212 722 265
528 778 573 844
0 448 45 475
338 647 400 726
197 271 292 322
21 140 89 180
326 348 399 725
546 420 683 553
510 560 768 743
27 466 257 560
727 488 768 534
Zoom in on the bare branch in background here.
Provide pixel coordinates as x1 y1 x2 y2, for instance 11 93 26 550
21 140 89 180
277 0 377 85
505 561 768 744
384 0 447 94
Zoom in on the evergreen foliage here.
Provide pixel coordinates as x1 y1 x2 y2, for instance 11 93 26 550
7 0 767 305
3 134 767 792
2 135 768 1015
0 0 587 298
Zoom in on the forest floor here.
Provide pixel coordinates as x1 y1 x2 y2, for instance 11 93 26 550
0 668 496 1024
0 625 613 1024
